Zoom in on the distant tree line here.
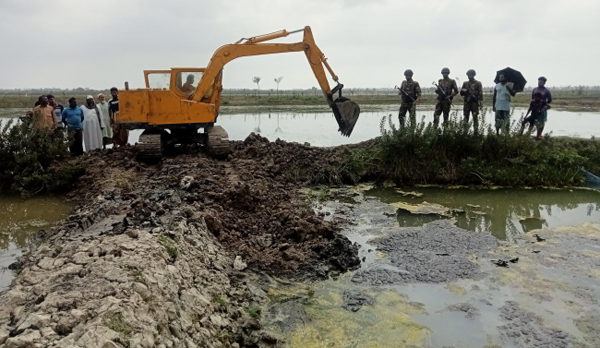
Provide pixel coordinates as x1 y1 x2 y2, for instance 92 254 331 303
1 85 599 98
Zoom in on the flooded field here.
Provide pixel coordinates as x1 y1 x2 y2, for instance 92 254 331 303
2 106 599 147
267 187 600 348
0 196 73 291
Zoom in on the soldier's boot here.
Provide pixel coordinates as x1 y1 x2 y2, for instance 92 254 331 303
433 114 440 128
398 114 406 127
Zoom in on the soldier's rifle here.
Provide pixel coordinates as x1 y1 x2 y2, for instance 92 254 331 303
394 85 415 103
432 81 452 102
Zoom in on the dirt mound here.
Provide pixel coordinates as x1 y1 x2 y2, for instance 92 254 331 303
66 135 363 279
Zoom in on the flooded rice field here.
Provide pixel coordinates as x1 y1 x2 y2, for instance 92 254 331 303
2 106 600 147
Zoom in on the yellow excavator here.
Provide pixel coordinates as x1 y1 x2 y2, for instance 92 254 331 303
114 26 360 160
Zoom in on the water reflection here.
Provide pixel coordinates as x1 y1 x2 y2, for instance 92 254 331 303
367 187 600 241
0 196 73 291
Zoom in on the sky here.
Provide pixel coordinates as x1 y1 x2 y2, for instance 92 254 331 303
1 0 599 91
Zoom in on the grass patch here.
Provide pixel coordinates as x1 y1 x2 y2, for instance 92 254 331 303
212 294 227 308
122 265 145 284
157 234 179 261
103 311 133 336
245 305 261 319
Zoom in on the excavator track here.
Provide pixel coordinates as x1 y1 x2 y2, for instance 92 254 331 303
206 125 230 159
136 133 163 162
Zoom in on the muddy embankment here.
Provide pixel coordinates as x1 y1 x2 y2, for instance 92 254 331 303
0 134 363 348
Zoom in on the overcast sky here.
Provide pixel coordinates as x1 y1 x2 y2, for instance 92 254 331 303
1 0 598 91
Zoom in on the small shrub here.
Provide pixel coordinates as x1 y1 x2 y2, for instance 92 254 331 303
0 118 85 196
245 306 261 319
157 235 179 260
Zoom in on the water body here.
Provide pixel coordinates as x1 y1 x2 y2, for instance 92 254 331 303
367 186 600 241
2 107 599 147
0 196 73 291
278 187 600 348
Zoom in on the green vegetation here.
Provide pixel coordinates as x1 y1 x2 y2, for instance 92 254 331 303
245 305 261 319
0 118 85 196
308 111 600 187
103 311 133 336
212 293 228 309
122 265 145 284
157 234 179 261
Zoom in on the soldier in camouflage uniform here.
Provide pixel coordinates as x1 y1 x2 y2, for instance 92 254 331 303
433 67 459 127
398 69 421 127
459 69 483 132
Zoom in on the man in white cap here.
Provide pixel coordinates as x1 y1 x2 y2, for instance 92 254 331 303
81 95 104 151
97 93 113 147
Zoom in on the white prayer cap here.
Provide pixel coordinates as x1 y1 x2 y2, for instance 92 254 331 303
86 95 94 99
98 93 105 98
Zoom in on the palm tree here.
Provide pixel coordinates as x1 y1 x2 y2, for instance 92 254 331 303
274 76 284 96
252 76 261 95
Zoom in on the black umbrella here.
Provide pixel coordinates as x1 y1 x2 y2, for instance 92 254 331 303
494 67 527 92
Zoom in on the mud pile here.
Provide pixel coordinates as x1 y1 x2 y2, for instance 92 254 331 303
0 135 363 347
67 134 362 279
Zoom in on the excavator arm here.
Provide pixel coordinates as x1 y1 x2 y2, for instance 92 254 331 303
191 26 360 136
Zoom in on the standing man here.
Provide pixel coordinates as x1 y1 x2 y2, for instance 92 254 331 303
81 96 104 151
492 73 516 135
47 95 64 130
531 76 552 138
433 67 459 128
61 98 84 156
31 95 58 131
459 69 483 132
109 87 129 148
397 69 421 127
97 93 113 148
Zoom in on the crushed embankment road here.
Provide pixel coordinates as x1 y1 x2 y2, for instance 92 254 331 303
0 134 363 348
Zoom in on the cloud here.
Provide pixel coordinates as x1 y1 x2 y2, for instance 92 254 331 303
0 0 598 89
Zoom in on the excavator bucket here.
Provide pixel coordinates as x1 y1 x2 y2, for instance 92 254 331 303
332 96 360 137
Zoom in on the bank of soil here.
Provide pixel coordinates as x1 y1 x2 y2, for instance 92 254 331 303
0 135 362 348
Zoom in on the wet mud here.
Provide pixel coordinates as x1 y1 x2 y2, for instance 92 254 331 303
351 220 498 285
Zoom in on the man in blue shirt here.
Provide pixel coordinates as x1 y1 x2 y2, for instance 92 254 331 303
492 74 516 135
61 97 84 156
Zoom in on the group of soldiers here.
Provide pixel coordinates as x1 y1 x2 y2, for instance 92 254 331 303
397 67 484 130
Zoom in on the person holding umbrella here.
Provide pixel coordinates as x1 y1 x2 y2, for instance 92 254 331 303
492 73 516 135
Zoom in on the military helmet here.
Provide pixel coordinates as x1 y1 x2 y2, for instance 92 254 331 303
466 69 476 76
441 67 450 74
404 69 414 76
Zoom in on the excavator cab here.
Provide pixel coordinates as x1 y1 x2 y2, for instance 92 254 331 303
116 26 359 161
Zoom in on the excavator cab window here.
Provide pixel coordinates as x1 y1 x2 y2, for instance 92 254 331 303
147 73 171 89
176 71 203 96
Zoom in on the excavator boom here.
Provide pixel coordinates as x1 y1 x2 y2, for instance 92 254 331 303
192 26 360 136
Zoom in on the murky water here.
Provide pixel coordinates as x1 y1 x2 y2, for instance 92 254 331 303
0 196 73 291
2 106 599 147
274 187 600 348
366 187 600 241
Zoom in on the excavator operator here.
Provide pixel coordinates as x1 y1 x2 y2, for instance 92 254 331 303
181 74 196 94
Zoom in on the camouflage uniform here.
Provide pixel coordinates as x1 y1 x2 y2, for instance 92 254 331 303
433 78 459 127
460 79 483 130
398 80 421 127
